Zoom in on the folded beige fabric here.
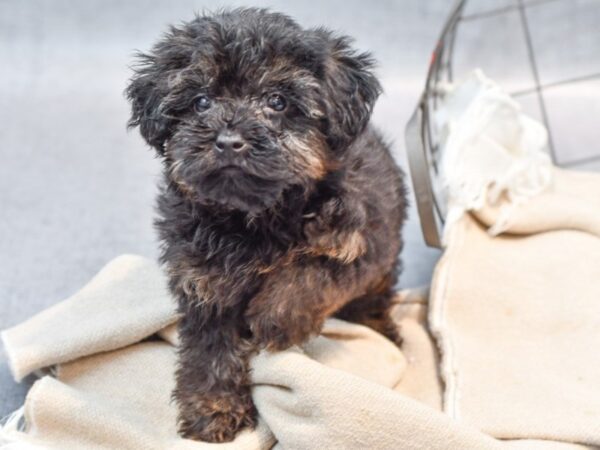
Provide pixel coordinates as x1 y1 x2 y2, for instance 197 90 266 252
431 168 600 446
474 168 600 238
2 257 177 383
1 255 500 450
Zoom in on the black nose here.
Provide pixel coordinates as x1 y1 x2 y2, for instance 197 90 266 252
214 130 248 155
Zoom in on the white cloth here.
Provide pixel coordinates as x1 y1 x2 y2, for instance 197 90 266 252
435 69 553 240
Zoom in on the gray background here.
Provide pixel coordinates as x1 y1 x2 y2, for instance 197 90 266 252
1 0 599 416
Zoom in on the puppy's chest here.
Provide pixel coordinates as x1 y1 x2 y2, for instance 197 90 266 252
190 218 304 271
173 221 304 306
188 192 348 272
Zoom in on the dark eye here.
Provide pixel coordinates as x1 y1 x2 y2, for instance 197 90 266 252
194 95 211 112
267 93 287 111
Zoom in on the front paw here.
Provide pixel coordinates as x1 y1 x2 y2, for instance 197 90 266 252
177 393 257 443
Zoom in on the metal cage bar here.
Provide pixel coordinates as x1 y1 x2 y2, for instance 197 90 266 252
405 0 600 248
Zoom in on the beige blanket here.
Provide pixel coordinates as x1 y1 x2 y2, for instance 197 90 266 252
1 167 599 449
430 168 600 445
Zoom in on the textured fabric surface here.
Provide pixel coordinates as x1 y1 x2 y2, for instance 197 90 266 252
2 256 176 383
430 168 600 446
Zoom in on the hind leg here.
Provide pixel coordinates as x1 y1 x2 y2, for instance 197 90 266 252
335 274 402 346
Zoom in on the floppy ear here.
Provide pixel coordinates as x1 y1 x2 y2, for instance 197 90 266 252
126 17 206 154
125 51 177 155
315 30 382 150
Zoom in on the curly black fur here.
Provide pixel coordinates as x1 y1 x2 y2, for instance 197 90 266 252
126 8 407 443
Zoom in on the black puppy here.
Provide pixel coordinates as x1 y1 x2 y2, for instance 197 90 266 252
127 8 407 443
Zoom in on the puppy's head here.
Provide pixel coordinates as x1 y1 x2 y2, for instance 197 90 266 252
127 8 380 214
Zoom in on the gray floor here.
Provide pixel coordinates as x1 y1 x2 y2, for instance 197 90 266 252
1 0 599 417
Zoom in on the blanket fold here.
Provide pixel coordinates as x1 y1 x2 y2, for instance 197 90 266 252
430 167 600 446
474 168 600 238
2 255 178 382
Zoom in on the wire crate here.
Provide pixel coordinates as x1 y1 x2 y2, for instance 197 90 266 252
406 0 600 248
